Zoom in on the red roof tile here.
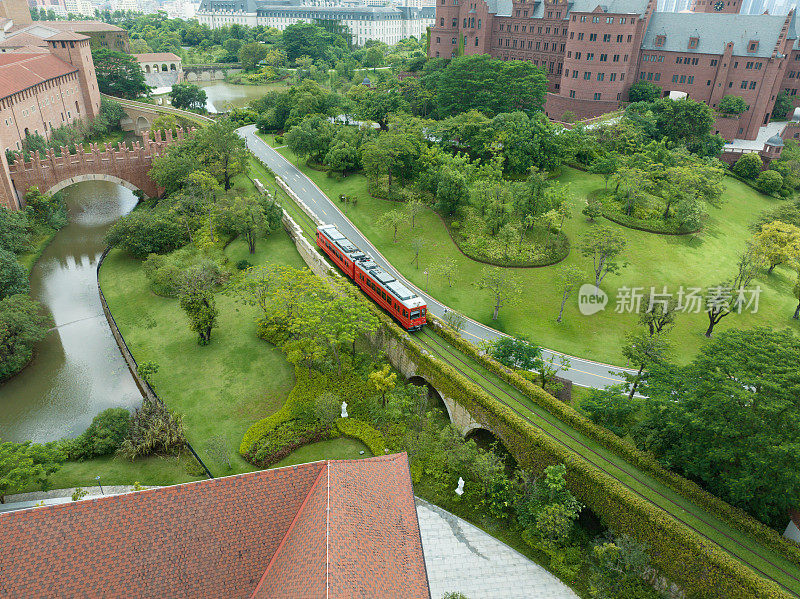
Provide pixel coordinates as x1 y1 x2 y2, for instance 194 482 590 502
0 453 430 599
12 20 125 32
0 52 76 100
45 30 89 41
0 32 48 48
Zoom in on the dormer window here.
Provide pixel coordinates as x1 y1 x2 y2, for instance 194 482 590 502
655 35 666 47
688 36 699 49
748 40 759 52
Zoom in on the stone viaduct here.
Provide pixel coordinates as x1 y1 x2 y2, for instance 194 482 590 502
2 128 192 210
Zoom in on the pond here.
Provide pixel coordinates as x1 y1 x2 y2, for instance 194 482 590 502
0 182 142 443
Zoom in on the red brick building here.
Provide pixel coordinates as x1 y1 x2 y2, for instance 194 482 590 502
0 454 431 598
429 0 799 141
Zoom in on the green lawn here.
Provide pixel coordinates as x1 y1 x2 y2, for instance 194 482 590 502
270 437 372 469
277 146 800 364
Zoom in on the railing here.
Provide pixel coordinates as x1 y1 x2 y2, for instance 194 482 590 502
96 246 214 479
103 94 215 125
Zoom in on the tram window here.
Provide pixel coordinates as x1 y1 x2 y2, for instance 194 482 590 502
410 311 420 319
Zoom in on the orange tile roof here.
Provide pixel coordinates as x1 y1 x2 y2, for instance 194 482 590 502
45 30 89 41
13 19 126 32
0 453 430 599
0 52 76 100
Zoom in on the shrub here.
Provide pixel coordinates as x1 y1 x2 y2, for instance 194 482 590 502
236 259 252 270
756 169 783 195
627 81 661 103
118 398 187 460
274 135 284 145
105 210 189 259
718 95 748 115
731 152 763 180
336 417 387 455
65 408 131 461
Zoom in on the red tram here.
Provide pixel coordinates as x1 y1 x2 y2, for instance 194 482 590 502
316 224 427 331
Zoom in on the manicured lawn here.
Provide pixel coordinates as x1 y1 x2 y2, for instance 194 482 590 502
270 437 372 469
277 146 800 364
49 454 199 489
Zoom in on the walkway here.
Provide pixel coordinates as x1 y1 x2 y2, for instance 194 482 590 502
240 124 635 390
0 485 156 513
417 498 579 599
723 121 785 152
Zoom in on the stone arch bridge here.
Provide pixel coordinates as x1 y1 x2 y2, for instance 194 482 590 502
6 128 193 207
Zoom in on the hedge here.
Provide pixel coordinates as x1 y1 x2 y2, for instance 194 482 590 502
367 311 794 599
336 417 387 456
427 315 800 569
587 190 701 235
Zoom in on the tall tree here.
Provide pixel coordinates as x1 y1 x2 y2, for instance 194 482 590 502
376 209 404 242
476 266 521 321
192 119 248 190
0 440 63 503
178 270 218 345
92 49 149 98
704 247 760 337
169 83 207 112
0 294 49 380
752 220 800 274
635 327 800 527
238 42 268 70
0 251 28 300
555 265 583 323
579 226 627 290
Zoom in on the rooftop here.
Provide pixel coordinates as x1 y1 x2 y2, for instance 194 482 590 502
45 30 90 41
134 52 183 62
0 52 76 100
20 19 126 32
0 31 48 48
0 453 430 599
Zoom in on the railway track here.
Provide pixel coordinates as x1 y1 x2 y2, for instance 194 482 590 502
413 326 800 597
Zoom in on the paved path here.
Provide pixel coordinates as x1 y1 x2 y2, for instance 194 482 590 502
241 125 635 390
0 485 156 513
416 498 579 599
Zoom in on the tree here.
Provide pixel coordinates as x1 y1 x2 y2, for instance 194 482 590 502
92 49 149 98
638 294 677 337
589 535 660 599
555 265 583 323
794 267 800 319
515 463 582 549
756 169 783 195
621 330 671 399
364 46 384 69
408 236 427 268
0 440 63 503
772 90 794 119
635 327 800 527
627 81 661 103
169 83 207 111
435 167 469 216
369 363 397 407
347 84 409 131
731 152 762 180
405 196 425 230
704 247 760 337
214 196 268 254
579 226 626 290
179 270 219 345
432 257 457 287
488 336 543 371
281 22 347 63
324 140 360 174
0 294 49 380
589 154 619 189
752 220 800 274
284 116 335 163
0 250 28 300
0 207 31 254
717 95 748 115
582 196 603 221
476 267 522 321
238 42 268 70
580 386 639 437
361 128 422 189
192 119 248 190
105 210 188 258
376 209 404 242
654 98 719 154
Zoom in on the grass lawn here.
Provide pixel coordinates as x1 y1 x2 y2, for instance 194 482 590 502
276 146 800 365
270 437 372 469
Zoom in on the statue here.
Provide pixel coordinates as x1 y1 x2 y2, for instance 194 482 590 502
455 477 464 496
341 401 348 418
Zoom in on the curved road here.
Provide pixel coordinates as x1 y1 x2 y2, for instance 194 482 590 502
241 125 633 390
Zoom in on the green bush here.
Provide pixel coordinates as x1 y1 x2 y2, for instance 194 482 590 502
336 417 386 455
731 153 763 180
105 210 189 259
236 259 252 270
64 408 131 461
118 398 187 460
718 95 749 115
756 169 783 195
249 420 332 466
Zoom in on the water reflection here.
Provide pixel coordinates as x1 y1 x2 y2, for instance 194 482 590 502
0 181 142 442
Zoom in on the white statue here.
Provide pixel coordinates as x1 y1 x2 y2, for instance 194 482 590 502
341 401 348 418
455 477 465 496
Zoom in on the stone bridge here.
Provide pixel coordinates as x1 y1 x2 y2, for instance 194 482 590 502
110 95 215 136
4 128 193 207
183 63 242 82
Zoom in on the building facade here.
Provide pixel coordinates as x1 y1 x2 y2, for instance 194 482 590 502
196 0 434 45
5 20 132 52
0 30 101 208
429 0 799 140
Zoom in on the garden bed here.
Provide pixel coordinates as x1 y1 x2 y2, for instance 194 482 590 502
590 189 702 235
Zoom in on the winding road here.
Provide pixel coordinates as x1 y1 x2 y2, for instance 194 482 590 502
239 124 635 390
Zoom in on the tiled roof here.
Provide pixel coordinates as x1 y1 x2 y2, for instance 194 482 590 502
253 453 430 599
12 45 50 53
0 53 77 100
642 12 794 57
0 453 429 599
0 32 48 48
134 52 182 62
45 30 90 41
28 19 126 32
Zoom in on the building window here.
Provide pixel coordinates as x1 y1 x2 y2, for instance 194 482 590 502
580 15 586 21
594 92 601 100
597 72 604 81
672 75 679 83
475 37 479 46
749 81 757 89
592 16 599 22
603 34 610 42
569 90 576 97
740 80 748 89
711 58 718 66
606 17 613 23
589 33 597 41
688 36 699 49
655 35 665 47
610 73 616 81
577 32 584 40
584 71 591 79
749 40 759 52
452 37 457 44
452 18 457 26
575 51 580 58
437 36 441 42
587 52 594 60
600 53 607 62
478 19 481 28
613 54 619 62
572 70 579 78
654 73 661 81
